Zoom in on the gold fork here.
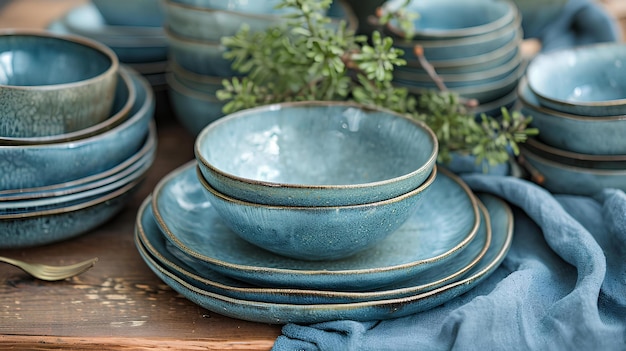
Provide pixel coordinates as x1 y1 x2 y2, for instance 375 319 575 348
0 256 98 281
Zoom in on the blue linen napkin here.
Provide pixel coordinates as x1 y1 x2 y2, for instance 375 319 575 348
271 175 626 351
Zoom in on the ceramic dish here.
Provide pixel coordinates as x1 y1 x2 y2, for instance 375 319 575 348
136 193 513 324
152 162 480 291
137 194 490 303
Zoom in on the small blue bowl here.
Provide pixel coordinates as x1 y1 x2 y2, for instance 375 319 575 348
195 165 437 261
0 30 119 138
526 43 626 116
518 77 626 155
195 101 438 207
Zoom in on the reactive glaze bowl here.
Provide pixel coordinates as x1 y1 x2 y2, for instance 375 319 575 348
165 27 238 76
526 43 626 116
518 77 626 155
195 101 438 207
0 68 154 191
195 165 437 261
92 0 165 27
166 72 226 136
0 30 119 137
384 0 517 40
169 0 288 14
0 68 135 145
169 59 224 95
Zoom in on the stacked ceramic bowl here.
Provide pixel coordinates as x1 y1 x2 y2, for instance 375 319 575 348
162 0 358 136
384 0 524 116
47 0 168 91
0 31 157 249
517 43 626 195
134 101 516 324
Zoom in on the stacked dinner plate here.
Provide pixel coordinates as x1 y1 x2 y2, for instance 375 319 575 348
162 0 359 136
135 160 513 323
384 0 524 116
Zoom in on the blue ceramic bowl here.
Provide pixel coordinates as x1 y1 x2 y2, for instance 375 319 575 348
520 144 626 196
526 43 626 116
195 166 437 261
523 137 626 169
170 0 288 14
0 68 135 145
169 59 224 95
195 101 438 207
518 77 626 155
0 68 154 191
0 30 119 138
92 0 165 27
385 0 517 40
166 72 226 136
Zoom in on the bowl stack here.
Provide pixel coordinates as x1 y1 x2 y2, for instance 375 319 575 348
384 0 524 116
162 0 359 136
134 101 516 324
47 0 168 91
0 31 157 249
517 43 626 195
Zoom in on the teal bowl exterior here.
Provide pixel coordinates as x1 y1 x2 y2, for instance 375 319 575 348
92 0 165 27
166 72 226 136
526 43 626 116
170 0 288 14
0 68 154 191
196 166 437 261
169 60 224 95
518 77 626 155
195 101 438 207
165 28 238 77
0 30 119 138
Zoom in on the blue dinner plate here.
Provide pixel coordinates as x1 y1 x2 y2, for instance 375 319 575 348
136 194 490 304
151 161 481 291
135 193 513 324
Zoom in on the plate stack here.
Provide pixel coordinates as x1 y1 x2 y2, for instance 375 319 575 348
0 31 156 249
517 43 626 196
135 102 514 324
384 0 524 116
161 0 359 136
47 0 169 92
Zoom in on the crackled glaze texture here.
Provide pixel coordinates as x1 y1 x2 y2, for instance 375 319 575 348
0 31 118 137
151 162 478 290
195 101 438 207
0 69 154 190
136 193 513 324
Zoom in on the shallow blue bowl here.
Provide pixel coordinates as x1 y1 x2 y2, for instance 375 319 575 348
195 101 438 207
0 68 154 191
0 30 119 138
196 166 437 261
385 0 517 40
518 77 626 155
526 43 626 116
92 0 165 27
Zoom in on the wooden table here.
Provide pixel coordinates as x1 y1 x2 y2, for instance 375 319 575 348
0 1 281 349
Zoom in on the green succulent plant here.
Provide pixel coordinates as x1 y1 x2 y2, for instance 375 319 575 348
217 0 538 168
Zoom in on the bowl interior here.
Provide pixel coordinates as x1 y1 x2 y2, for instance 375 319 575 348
198 104 435 186
0 33 112 86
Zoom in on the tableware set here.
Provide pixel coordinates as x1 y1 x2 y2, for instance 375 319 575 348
517 43 626 195
384 0 524 116
162 0 358 136
0 31 157 249
135 101 514 323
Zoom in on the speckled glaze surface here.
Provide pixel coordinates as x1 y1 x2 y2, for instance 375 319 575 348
152 162 478 290
165 28 237 76
526 43 626 117
518 77 626 155
0 30 119 137
137 194 489 303
0 68 154 191
166 72 226 136
195 166 436 260
137 193 512 324
195 101 438 207
385 0 517 39
92 0 165 27
520 146 626 195
0 68 135 145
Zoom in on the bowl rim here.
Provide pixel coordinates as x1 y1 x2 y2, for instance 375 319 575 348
384 0 517 39
526 42 626 110
525 137 626 162
169 59 225 85
0 29 119 90
0 68 136 145
165 71 223 102
194 100 439 192
521 145 626 175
